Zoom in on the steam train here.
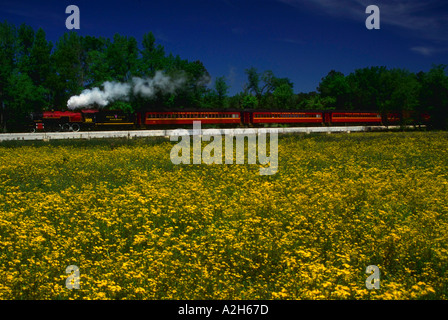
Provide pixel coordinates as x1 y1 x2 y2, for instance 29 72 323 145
29 109 430 132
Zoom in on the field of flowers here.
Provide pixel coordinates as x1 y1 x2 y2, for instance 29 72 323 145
0 131 447 300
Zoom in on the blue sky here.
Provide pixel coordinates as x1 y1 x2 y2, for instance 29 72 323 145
1 0 448 95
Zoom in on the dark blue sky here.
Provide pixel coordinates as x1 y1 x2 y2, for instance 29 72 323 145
1 0 448 95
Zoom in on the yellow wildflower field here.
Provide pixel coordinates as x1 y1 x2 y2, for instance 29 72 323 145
0 131 447 299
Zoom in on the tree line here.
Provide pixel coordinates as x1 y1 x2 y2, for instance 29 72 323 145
1 21 447 131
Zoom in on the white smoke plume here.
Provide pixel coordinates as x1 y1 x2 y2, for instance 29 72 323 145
132 71 186 98
67 71 187 109
67 82 131 109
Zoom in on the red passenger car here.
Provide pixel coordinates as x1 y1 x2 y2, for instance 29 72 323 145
329 112 382 124
384 112 401 124
245 111 324 125
144 111 241 126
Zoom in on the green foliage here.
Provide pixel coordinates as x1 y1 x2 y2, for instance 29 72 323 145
111 101 135 113
241 94 258 109
419 65 448 129
273 83 294 109
317 70 350 109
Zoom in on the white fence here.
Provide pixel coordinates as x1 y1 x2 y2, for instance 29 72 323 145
0 125 415 142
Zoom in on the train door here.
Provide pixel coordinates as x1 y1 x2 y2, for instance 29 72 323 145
324 112 331 125
242 112 252 126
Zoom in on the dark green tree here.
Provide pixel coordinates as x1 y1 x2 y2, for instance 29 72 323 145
214 76 230 108
0 21 17 131
419 65 448 128
272 83 294 109
106 33 139 82
49 32 85 107
317 70 350 109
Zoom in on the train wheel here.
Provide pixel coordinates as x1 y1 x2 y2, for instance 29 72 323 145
71 123 80 132
61 123 71 132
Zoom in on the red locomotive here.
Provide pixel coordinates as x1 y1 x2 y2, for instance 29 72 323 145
29 109 429 132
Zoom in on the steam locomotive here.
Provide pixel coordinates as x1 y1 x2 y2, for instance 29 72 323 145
29 109 430 132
